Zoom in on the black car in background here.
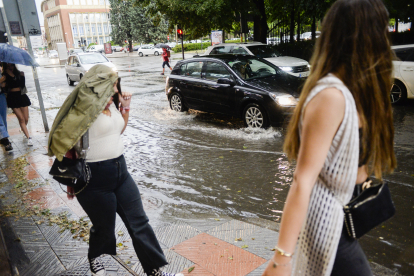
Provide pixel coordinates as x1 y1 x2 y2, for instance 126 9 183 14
165 55 304 128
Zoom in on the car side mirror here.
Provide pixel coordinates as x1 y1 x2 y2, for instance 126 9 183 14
77 63 81 67
217 78 235 86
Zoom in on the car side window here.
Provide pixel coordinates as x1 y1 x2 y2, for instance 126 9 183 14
404 49 414 62
204 62 232 81
394 48 413 61
210 46 231 54
73 57 79 65
182 61 203 78
68 56 73 65
231 47 248 54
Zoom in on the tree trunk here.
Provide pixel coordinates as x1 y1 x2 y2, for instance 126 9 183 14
290 1 295 43
311 16 316 40
395 19 399 33
253 0 268 44
129 40 133 53
297 10 301 42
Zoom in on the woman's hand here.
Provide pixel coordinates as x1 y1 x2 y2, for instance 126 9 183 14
0 75 6 83
119 92 132 108
67 186 75 200
262 256 292 276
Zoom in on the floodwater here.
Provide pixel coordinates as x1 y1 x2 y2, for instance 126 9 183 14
27 55 414 274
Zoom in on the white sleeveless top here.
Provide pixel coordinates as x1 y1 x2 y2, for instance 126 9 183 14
292 74 359 275
86 103 125 162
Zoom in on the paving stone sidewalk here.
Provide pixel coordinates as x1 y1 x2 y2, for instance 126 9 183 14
0 108 399 276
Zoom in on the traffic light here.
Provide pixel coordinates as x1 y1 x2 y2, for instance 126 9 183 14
177 28 183 39
124 40 127 44
78 41 81 47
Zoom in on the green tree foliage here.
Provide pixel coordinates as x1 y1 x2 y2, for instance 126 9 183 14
109 0 169 52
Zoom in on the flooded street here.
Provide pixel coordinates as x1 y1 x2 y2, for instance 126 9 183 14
23 54 414 275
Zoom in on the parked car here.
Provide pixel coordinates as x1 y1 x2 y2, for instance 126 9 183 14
391 44 414 104
133 45 140 51
69 48 84 55
203 42 310 78
65 53 117 86
48 50 58 59
300 31 321 40
87 45 104 53
138 45 162 56
165 55 303 128
112 45 123 52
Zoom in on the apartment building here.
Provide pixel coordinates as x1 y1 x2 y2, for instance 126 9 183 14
41 0 111 50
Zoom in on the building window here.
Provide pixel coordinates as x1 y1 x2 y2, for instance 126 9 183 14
79 26 84 35
93 0 98 5
109 25 112 33
87 0 92 4
97 25 102 35
81 0 86 5
103 24 108 34
90 14 95 22
96 13 101 22
102 13 107 22
74 0 80 5
67 0 73 5
85 24 90 35
69 13 76 22
99 38 103 45
87 38 92 45
72 25 78 35
83 14 88 22
91 25 96 35
100 0 105 5
76 14 82 22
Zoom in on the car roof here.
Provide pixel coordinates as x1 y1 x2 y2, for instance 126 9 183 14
392 44 414 50
211 42 265 47
183 54 262 63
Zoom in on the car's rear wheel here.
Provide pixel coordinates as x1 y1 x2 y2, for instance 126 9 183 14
79 74 83 80
390 80 407 105
67 75 74 86
139 52 143 57
243 103 269 128
154 51 159 56
169 93 187 112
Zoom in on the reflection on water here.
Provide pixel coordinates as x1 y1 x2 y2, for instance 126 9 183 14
123 91 414 275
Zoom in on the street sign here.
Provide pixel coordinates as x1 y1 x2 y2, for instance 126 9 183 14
3 0 40 36
211 30 223 45
30 36 42 48
167 35 169 40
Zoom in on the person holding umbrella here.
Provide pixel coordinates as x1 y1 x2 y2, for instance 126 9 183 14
0 66 12 151
1 62 32 146
160 47 172 75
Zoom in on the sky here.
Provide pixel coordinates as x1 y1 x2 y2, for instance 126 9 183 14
35 0 44 25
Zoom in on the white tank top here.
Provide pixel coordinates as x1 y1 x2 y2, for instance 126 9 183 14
86 102 125 162
292 74 359 275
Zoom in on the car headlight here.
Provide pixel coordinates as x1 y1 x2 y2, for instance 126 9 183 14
280 66 293 72
271 94 297 106
112 67 118 72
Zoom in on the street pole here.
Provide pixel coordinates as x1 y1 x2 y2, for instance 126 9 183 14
16 0 49 132
181 36 184 60
0 1 12 45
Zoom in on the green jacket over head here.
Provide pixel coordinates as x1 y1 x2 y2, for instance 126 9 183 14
48 65 118 161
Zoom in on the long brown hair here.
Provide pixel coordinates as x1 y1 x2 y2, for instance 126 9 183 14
283 0 396 179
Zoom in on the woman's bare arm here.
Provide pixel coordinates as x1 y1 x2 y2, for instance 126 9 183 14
262 88 345 276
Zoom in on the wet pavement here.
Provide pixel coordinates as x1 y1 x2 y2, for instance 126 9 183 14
0 53 413 275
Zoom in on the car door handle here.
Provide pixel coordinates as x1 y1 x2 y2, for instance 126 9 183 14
403 67 413 71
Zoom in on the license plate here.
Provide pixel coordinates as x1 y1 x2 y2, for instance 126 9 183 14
299 72 309 78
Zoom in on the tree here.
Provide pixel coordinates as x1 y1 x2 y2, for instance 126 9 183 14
109 0 169 52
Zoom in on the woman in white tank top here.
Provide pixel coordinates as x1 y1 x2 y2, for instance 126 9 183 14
262 0 396 275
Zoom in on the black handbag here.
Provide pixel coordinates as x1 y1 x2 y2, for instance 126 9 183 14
343 180 396 239
49 132 91 194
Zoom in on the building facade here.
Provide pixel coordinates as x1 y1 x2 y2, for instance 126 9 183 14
41 0 111 50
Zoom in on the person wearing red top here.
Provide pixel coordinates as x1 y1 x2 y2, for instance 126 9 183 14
161 48 172 75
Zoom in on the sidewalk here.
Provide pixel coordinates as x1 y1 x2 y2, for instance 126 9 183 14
0 108 398 276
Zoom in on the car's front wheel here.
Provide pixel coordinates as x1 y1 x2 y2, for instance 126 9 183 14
243 103 269 128
139 52 143 57
154 51 159 56
79 74 83 81
390 80 407 105
169 93 188 112
67 75 74 86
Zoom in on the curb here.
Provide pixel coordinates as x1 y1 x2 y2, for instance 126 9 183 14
0 225 13 276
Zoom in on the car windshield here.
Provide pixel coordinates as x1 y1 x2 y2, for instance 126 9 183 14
225 58 278 80
245 45 281 58
79 54 108 64
73 49 83 53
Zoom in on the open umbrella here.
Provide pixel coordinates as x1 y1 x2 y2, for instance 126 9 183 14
0 43 39 67
155 43 171 49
